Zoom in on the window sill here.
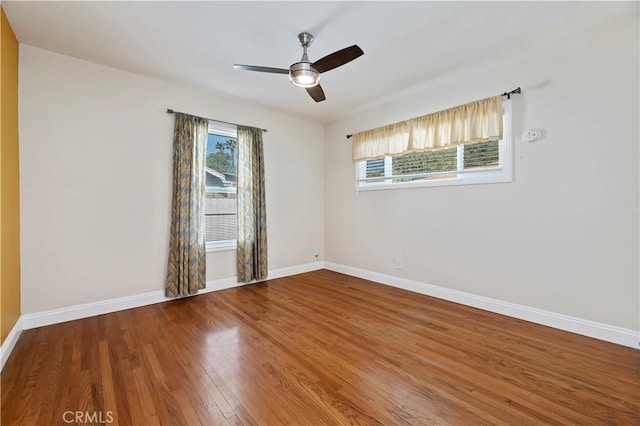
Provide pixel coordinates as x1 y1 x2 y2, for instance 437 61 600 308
206 243 237 253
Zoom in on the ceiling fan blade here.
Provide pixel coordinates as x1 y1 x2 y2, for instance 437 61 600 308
312 45 364 74
306 85 326 102
234 64 289 74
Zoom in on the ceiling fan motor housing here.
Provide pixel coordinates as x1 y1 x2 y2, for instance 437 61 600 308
289 32 320 87
289 62 320 88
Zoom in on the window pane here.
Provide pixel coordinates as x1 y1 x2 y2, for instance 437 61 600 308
206 133 237 175
464 140 499 170
204 191 236 242
391 148 457 182
205 133 237 243
365 158 385 178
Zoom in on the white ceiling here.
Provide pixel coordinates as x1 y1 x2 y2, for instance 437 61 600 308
3 1 636 123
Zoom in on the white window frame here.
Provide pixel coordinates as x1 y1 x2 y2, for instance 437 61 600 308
205 121 238 252
355 100 513 191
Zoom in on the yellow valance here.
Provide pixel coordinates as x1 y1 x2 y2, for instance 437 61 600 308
352 95 503 162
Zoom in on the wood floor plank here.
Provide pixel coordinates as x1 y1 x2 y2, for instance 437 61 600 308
2 270 638 425
98 340 119 426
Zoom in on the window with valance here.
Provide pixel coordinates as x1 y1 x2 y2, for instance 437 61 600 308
353 95 512 190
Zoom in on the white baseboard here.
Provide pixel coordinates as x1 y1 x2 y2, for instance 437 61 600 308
21 261 326 331
21 289 169 330
1 316 24 372
267 261 325 280
325 262 639 349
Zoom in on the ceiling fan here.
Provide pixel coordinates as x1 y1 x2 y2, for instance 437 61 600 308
234 32 364 103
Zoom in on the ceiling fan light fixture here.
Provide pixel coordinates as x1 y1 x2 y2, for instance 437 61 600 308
289 62 320 88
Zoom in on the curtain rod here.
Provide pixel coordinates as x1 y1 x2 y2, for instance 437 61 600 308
345 87 521 139
166 109 268 133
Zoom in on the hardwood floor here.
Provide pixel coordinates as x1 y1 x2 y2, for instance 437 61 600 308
2 269 638 425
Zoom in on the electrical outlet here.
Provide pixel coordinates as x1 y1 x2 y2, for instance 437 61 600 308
395 258 403 270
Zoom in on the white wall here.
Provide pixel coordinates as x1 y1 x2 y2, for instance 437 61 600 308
324 16 639 331
19 45 324 314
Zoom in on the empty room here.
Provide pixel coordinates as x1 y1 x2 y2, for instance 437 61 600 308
1 1 638 425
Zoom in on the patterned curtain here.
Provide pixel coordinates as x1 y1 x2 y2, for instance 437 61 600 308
236 125 268 282
165 113 208 297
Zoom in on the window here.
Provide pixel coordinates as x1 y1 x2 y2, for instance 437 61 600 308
355 100 512 190
205 121 237 251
